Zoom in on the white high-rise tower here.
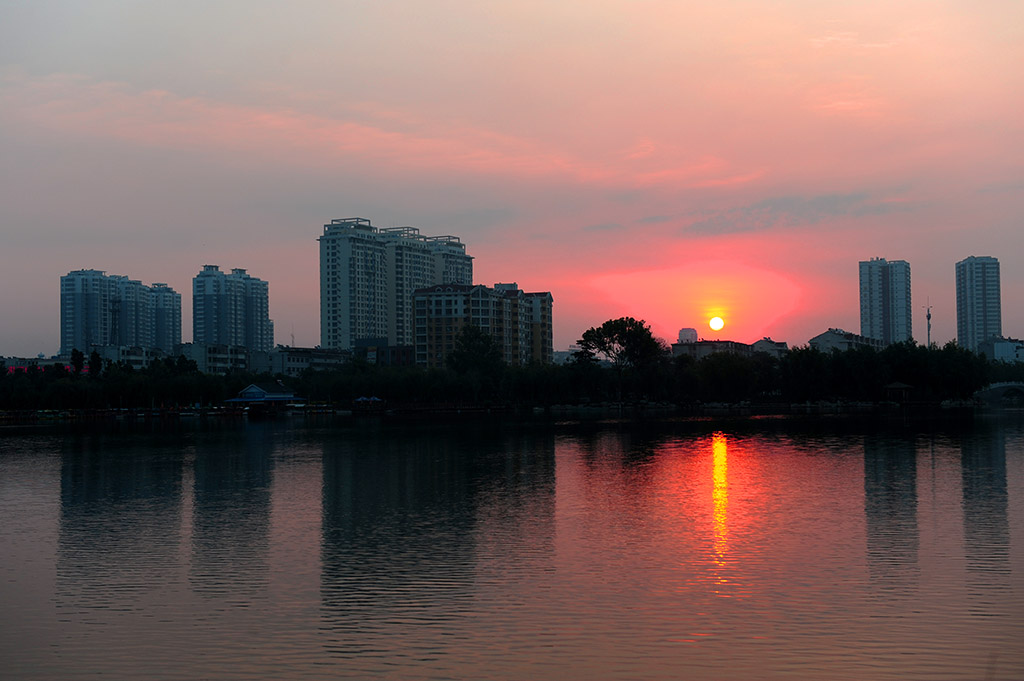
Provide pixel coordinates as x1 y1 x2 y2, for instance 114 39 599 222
859 257 912 345
319 218 473 350
192 265 273 352
956 256 1001 353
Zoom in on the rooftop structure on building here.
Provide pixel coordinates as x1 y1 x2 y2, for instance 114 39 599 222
193 265 273 352
678 328 698 344
60 269 182 356
319 218 473 351
412 282 553 368
956 256 1001 353
859 257 912 345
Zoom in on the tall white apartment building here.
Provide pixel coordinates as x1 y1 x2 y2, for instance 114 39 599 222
859 257 912 345
193 265 274 352
956 256 1001 353
60 269 181 355
319 218 473 350
151 283 182 353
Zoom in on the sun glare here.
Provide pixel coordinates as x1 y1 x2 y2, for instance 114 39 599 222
709 316 725 332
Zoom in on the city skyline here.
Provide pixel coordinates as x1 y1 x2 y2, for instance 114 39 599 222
46 247 1011 360
2 2 1022 356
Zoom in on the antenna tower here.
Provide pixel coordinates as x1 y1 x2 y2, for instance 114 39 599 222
924 299 932 348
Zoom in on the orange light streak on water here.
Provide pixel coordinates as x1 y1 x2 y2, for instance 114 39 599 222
712 432 728 567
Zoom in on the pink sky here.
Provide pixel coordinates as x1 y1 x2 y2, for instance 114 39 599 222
1 1 1022 355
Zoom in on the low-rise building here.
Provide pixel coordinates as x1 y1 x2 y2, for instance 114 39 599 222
94 345 163 371
672 339 752 360
2 356 54 374
253 346 353 376
751 337 789 358
808 328 885 353
177 343 250 374
977 337 1024 362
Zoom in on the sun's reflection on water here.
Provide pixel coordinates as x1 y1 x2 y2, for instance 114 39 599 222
712 432 728 568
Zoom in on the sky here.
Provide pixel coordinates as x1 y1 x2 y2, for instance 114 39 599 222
2 1 1022 357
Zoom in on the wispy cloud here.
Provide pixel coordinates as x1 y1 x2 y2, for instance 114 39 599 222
582 222 625 232
0 70 762 191
636 215 672 224
686 192 910 235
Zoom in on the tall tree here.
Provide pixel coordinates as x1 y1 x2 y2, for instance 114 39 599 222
576 317 668 369
87 350 103 379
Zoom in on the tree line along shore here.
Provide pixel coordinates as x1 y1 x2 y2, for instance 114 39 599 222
2 319 1021 415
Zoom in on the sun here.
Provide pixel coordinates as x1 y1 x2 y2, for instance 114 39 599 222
709 316 725 332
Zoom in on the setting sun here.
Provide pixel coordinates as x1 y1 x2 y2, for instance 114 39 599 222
709 316 725 332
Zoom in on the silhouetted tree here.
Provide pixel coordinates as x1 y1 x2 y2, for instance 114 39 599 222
70 349 85 376
576 317 669 369
88 350 103 379
448 325 505 401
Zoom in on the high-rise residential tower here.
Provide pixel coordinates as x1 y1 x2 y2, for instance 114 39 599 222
150 283 182 354
859 257 912 345
319 218 473 350
956 256 1001 353
192 265 274 351
60 269 181 355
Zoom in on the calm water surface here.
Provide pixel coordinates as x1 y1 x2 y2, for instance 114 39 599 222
1 417 1022 680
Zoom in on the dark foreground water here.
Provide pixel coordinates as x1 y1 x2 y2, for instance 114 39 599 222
1 416 1022 680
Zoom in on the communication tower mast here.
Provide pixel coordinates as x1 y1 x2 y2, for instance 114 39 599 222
924 299 932 348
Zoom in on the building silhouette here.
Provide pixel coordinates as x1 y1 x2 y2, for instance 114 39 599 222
192 265 273 352
956 256 1001 353
59 269 181 355
413 283 553 367
859 257 912 345
319 218 473 350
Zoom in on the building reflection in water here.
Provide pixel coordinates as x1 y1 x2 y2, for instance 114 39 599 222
56 433 184 610
712 432 728 566
960 428 1011 602
189 424 274 599
863 435 919 593
319 424 556 663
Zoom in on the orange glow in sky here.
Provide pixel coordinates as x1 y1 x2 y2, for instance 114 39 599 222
589 260 801 343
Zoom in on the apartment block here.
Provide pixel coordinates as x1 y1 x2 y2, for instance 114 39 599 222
413 282 553 368
319 218 473 350
956 256 1001 353
193 265 274 352
859 257 912 345
60 269 181 356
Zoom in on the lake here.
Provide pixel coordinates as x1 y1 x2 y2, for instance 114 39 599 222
1 416 1022 680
